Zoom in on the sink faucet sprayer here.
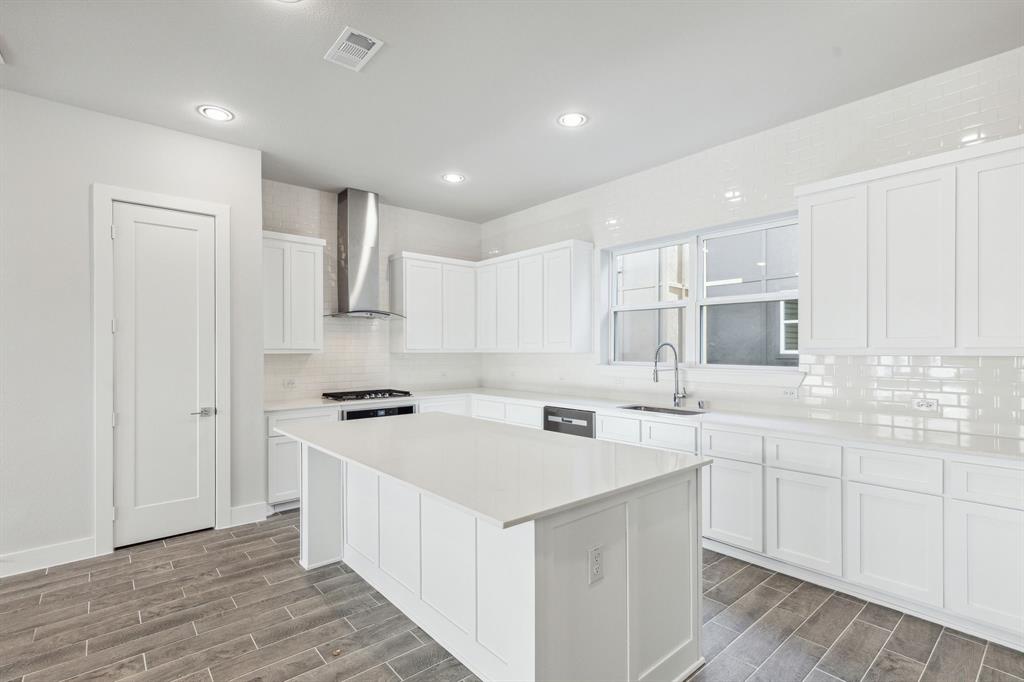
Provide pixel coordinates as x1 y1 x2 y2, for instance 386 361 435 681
653 342 686 407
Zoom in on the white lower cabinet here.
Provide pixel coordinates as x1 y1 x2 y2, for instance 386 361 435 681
845 481 943 606
418 396 469 416
702 457 763 552
596 414 641 444
766 468 842 576
945 499 1024 633
267 437 300 504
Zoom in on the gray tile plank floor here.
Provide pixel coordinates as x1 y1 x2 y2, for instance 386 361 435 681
0 511 479 682
692 548 1024 682
2 514 1021 682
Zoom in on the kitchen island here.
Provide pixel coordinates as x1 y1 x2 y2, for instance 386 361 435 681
275 412 709 682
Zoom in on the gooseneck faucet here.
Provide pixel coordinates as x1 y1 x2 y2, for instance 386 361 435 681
653 342 686 407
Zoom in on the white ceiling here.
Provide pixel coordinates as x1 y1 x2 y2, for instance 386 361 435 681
1 1 1022 222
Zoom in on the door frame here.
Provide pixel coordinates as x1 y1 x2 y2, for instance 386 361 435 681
91 184 232 555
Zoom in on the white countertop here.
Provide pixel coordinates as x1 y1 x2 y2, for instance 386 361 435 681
266 386 1023 461
275 412 709 528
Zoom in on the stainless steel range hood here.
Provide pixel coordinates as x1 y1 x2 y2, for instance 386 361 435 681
332 189 401 318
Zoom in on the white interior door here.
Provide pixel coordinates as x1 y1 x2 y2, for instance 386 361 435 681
113 202 216 546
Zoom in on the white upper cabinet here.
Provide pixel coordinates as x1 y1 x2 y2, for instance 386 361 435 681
797 134 1024 354
391 240 592 354
798 185 868 350
868 167 956 349
957 148 1024 350
517 253 544 351
442 264 476 350
263 231 325 354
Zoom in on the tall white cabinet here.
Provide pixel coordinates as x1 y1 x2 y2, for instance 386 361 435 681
391 240 593 354
797 134 1024 354
263 231 325 354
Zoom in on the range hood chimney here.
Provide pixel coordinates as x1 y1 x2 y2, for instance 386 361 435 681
333 189 400 318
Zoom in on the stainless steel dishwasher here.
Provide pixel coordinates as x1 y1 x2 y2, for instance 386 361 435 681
543 406 596 438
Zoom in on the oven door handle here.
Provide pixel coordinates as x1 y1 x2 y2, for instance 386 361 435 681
547 415 588 426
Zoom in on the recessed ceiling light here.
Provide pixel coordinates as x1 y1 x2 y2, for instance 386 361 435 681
557 112 588 128
196 105 235 122
441 173 466 184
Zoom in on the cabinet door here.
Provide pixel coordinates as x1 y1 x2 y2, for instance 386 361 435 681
442 264 476 350
476 264 497 350
702 458 763 552
798 186 868 349
345 462 380 564
957 148 1024 350
766 468 842 576
543 247 573 351
518 254 544 351
846 482 942 606
263 239 290 349
288 243 323 351
868 167 956 349
495 260 519 351
946 499 1024 633
267 437 300 504
404 260 443 350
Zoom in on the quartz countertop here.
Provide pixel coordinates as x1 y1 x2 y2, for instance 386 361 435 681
274 412 709 528
266 386 1023 462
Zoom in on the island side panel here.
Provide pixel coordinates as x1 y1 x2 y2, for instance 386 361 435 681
534 470 703 682
299 443 344 569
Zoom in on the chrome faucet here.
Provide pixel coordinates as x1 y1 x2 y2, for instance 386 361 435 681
653 342 686 407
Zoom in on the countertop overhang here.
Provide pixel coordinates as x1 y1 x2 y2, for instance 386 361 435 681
275 412 709 528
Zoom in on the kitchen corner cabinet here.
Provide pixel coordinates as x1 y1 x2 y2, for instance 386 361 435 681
263 231 326 354
391 240 593 354
265 407 339 505
796 134 1024 354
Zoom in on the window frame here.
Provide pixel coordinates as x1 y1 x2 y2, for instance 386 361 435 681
607 213 799 370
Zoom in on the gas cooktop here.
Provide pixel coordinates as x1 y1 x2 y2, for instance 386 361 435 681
322 389 413 402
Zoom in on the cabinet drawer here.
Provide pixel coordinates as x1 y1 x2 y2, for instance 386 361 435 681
948 461 1024 510
505 403 543 429
643 421 697 452
703 428 763 464
766 437 841 477
418 397 469 416
267 408 339 437
596 415 641 444
845 448 943 495
472 397 506 422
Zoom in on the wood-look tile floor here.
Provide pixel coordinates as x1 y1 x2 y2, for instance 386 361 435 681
3 514 1021 682
691 549 1024 682
0 511 479 682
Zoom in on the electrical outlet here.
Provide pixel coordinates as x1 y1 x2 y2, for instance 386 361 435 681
283 378 296 389
912 398 939 412
587 546 604 585
781 388 799 399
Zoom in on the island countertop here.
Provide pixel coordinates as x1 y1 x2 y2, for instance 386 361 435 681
275 412 709 528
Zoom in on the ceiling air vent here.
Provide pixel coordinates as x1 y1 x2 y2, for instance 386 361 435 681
324 27 383 72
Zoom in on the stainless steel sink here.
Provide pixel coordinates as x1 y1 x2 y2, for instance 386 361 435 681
618 405 704 416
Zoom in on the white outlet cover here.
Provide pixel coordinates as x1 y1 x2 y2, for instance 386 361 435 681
912 398 939 412
588 545 604 585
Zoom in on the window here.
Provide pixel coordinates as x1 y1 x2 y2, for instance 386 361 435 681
611 243 689 362
609 217 799 369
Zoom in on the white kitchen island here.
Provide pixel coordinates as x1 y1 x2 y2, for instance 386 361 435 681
275 412 709 682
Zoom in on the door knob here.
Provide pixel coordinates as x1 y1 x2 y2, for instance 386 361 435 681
190 407 215 417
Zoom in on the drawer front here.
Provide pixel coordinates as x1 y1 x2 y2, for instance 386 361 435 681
596 414 641 444
845 448 943 495
948 461 1024 510
703 428 763 464
766 437 842 477
505 403 543 429
472 397 506 422
418 397 469 416
643 420 697 452
267 408 339 437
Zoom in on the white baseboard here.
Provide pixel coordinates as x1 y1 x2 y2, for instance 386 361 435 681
0 536 96 578
227 501 271 527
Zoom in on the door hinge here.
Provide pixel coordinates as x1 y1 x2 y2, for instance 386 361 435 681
111 319 118 334
111 412 117 428
110 224 117 240
112 506 117 521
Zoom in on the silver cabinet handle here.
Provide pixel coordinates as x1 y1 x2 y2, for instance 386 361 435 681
190 407 215 417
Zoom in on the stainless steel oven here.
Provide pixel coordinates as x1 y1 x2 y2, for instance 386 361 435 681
543 406 596 438
342 404 416 420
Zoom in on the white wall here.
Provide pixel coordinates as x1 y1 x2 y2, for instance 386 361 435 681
262 180 482 401
478 47 1024 439
0 90 265 560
